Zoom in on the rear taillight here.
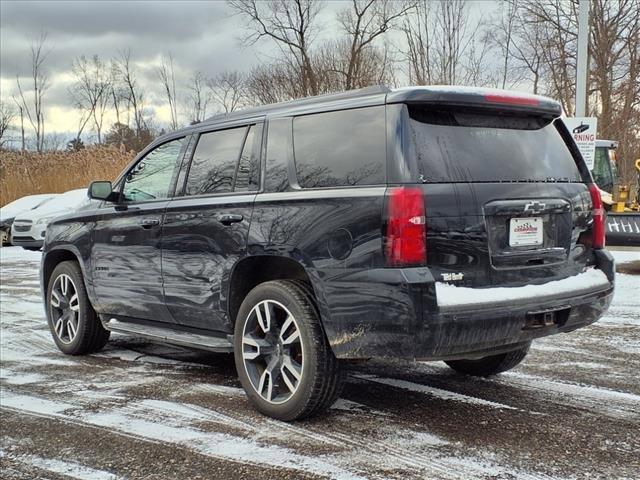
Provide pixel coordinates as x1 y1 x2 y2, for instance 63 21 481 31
588 183 606 249
385 187 426 266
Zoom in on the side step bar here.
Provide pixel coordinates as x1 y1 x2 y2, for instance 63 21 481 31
104 318 234 353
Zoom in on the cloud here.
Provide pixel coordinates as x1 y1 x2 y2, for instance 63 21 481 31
0 0 272 134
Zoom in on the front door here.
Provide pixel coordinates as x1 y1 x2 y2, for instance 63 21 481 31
91 136 188 323
162 123 262 332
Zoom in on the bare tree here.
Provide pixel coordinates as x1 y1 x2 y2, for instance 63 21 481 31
186 71 210 123
109 59 124 125
402 0 433 85
0 101 16 148
335 0 415 90
157 53 180 130
403 0 492 86
516 0 640 184
69 54 112 143
228 0 323 96
15 32 51 152
11 97 26 151
115 49 146 135
246 62 303 105
486 0 521 89
208 70 248 113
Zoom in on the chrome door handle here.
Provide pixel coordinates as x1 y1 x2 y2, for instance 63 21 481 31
217 213 243 226
140 219 160 229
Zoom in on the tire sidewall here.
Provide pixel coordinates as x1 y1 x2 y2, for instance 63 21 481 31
46 262 92 355
234 282 321 419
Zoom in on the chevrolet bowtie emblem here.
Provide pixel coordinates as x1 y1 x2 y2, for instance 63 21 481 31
524 201 546 214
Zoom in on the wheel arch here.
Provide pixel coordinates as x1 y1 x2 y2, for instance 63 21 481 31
226 255 331 332
41 247 94 304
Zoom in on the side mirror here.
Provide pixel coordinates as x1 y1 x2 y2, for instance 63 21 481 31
88 181 114 201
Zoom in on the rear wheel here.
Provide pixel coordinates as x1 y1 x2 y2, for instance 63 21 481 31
46 261 110 355
234 280 343 421
445 342 531 377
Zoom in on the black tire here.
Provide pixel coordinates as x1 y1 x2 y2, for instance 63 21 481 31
46 261 110 355
445 342 531 377
234 280 343 421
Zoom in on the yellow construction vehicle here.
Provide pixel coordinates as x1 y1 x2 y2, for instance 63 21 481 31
592 140 640 247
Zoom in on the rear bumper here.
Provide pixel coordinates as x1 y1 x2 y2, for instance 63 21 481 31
324 250 615 360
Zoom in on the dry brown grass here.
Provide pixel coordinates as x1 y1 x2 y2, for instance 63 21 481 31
0 146 136 207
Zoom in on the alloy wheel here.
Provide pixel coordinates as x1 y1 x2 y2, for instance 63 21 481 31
49 274 80 344
241 300 304 404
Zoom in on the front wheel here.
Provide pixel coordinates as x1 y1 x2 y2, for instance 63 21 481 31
46 261 110 355
234 280 344 421
445 342 531 377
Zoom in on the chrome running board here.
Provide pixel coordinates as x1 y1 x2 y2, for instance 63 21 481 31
104 318 233 352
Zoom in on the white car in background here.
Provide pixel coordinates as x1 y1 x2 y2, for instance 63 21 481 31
11 189 90 250
1 193 58 246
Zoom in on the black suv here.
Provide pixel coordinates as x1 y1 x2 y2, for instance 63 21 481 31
41 86 614 421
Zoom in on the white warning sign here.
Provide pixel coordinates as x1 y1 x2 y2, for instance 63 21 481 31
563 117 598 169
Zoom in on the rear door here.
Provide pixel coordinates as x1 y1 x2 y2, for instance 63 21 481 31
396 104 592 288
161 123 263 332
91 136 188 323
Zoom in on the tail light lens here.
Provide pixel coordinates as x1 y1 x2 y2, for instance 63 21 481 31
588 183 606 249
385 187 427 266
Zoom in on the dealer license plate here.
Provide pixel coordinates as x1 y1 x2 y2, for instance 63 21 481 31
509 217 543 247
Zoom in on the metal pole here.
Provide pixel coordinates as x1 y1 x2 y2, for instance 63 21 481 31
575 0 590 116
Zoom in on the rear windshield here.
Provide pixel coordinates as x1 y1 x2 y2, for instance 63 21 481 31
406 106 582 183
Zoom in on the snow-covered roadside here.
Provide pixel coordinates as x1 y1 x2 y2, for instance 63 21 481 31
1 245 639 480
610 249 640 265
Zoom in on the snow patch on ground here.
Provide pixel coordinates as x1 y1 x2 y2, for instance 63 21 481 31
610 249 640 265
1 391 75 416
0 246 42 262
0 449 120 480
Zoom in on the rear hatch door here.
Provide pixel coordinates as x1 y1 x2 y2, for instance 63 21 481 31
395 98 592 288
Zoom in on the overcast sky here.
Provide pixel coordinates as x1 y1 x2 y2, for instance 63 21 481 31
0 0 492 139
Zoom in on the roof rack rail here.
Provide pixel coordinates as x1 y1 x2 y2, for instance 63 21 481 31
203 85 391 123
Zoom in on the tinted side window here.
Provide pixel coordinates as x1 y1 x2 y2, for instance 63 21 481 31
186 127 247 195
122 137 185 202
293 106 386 188
235 124 262 192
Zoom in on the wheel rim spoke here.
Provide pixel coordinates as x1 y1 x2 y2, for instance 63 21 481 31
67 315 78 340
69 293 79 312
242 299 304 405
54 318 64 338
255 301 271 333
242 334 271 361
60 275 69 296
281 356 302 393
51 290 62 308
280 315 300 345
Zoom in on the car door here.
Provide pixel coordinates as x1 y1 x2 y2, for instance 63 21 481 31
161 123 263 332
91 136 188 323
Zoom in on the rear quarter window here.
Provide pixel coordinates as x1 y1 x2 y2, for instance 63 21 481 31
293 106 386 188
406 106 582 183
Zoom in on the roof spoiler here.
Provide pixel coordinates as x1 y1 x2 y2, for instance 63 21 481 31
386 87 562 117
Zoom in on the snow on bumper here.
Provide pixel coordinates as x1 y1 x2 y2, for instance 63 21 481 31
436 268 611 310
